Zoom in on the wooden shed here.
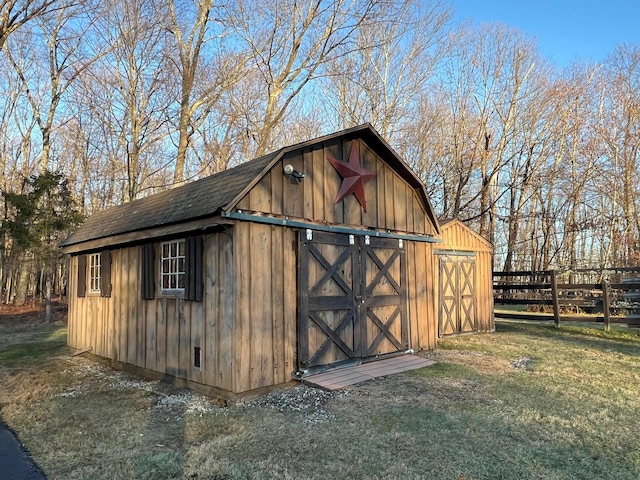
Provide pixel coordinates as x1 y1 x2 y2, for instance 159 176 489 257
60 124 460 399
436 219 494 336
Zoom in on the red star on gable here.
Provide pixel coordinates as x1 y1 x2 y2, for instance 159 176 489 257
328 141 377 211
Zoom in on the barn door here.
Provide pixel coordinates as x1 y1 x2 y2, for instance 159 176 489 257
298 231 408 370
361 237 408 358
439 256 477 336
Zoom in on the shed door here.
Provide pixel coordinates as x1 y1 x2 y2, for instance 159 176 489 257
439 256 477 336
298 231 408 369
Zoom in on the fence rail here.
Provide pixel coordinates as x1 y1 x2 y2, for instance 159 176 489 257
493 268 640 330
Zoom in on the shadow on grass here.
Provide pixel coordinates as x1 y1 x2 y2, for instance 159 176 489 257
496 320 640 356
0 340 67 366
379 400 640 480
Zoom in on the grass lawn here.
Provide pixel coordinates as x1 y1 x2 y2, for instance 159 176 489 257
1 307 639 480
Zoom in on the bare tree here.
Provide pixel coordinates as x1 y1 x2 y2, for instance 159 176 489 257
0 0 67 49
225 0 384 156
5 2 96 172
81 0 175 201
597 45 640 266
162 0 249 184
320 0 453 139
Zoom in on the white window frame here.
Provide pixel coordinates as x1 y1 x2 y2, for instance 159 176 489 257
88 253 101 294
160 239 186 293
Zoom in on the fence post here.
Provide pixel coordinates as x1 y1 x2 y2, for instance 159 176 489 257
550 269 560 328
601 279 611 332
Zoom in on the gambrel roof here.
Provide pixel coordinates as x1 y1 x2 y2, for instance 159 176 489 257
61 124 439 253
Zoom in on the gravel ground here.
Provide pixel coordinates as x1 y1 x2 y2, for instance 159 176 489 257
55 356 348 423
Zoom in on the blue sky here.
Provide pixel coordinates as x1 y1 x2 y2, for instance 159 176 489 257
451 0 640 66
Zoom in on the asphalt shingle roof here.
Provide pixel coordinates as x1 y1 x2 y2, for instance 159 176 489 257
60 152 278 248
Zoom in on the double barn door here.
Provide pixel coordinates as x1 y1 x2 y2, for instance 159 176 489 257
438 255 477 336
298 231 408 370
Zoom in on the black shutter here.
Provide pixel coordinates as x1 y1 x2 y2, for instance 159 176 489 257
185 236 203 302
77 254 87 298
101 250 112 298
141 243 155 300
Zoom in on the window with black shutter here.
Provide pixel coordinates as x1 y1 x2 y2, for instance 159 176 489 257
140 237 203 301
77 251 112 298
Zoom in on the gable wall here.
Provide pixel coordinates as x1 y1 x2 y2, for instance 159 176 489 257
438 222 494 333
228 222 439 394
440 221 493 253
235 137 435 236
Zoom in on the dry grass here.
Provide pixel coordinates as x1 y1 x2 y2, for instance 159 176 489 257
1 309 640 480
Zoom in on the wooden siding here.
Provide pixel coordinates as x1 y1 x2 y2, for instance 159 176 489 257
438 221 494 333
232 221 297 393
68 223 438 396
235 138 435 237
231 222 437 392
67 231 237 391
406 241 438 350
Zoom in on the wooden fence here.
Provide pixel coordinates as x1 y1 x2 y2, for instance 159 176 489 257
493 267 640 330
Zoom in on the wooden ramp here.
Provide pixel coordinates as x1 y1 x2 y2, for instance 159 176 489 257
301 355 436 391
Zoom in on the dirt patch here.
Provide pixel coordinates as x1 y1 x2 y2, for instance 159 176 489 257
0 302 67 331
426 349 515 375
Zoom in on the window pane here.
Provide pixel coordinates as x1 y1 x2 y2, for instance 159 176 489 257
160 240 186 292
88 253 102 293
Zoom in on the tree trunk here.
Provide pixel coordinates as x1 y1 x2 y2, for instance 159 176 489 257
45 275 51 322
14 260 30 306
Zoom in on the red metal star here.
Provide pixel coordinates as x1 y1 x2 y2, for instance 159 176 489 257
328 142 377 212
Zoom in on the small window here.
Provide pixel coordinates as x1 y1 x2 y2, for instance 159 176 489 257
160 239 185 293
88 253 101 294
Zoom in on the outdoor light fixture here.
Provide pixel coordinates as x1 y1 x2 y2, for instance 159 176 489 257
283 163 306 184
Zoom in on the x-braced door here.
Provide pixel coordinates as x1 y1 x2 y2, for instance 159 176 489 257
298 231 408 369
439 256 477 336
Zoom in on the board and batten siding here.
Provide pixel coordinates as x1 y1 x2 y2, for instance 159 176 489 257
227 137 440 393
228 222 438 394
232 221 297 393
234 137 436 237
405 241 438 350
438 220 494 333
67 231 237 392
